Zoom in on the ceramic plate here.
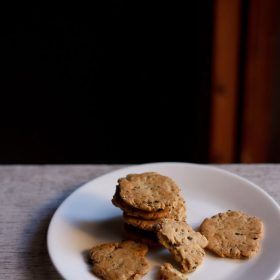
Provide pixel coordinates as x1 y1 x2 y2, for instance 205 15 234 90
47 163 280 280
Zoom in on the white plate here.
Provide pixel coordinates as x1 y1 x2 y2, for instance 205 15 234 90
47 163 280 280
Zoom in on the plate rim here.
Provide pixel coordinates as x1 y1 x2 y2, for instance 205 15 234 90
47 162 280 280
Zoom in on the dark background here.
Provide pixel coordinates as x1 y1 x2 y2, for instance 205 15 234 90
1 2 213 163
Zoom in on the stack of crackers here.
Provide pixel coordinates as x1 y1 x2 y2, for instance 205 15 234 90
89 172 264 280
112 172 186 247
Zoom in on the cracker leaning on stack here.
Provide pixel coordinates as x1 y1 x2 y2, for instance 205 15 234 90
156 219 208 273
112 172 187 246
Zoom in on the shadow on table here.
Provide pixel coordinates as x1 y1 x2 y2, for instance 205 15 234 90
22 184 82 280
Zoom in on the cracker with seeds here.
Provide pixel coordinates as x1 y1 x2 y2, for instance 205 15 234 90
112 188 169 220
89 240 150 280
123 213 158 231
167 196 186 222
159 263 188 280
200 210 264 258
156 219 208 273
118 172 181 212
123 197 186 232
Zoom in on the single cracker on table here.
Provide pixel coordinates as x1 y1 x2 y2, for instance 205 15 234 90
89 240 150 280
159 263 188 280
123 197 186 231
156 219 208 273
118 172 181 212
112 188 169 220
200 210 264 259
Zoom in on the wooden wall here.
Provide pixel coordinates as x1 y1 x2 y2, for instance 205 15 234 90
209 0 280 163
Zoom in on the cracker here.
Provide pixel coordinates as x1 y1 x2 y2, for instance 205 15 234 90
156 219 208 273
118 172 180 211
123 213 158 231
89 240 150 280
112 188 169 220
123 197 186 231
200 210 264 258
159 263 188 280
167 196 186 222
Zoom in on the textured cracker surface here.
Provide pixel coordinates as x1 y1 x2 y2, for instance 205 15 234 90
159 263 188 280
200 210 264 258
156 219 208 273
118 172 180 211
123 199 186 231
123 213 159 231
112 189 169 220
123 198 186 231
167 196 186 222
89 240 150 280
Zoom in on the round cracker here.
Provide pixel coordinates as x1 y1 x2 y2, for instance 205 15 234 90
118 172 180 211
112 189 170 220
199 210 264 258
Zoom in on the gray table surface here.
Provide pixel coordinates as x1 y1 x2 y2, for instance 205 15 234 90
0 164 279 280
